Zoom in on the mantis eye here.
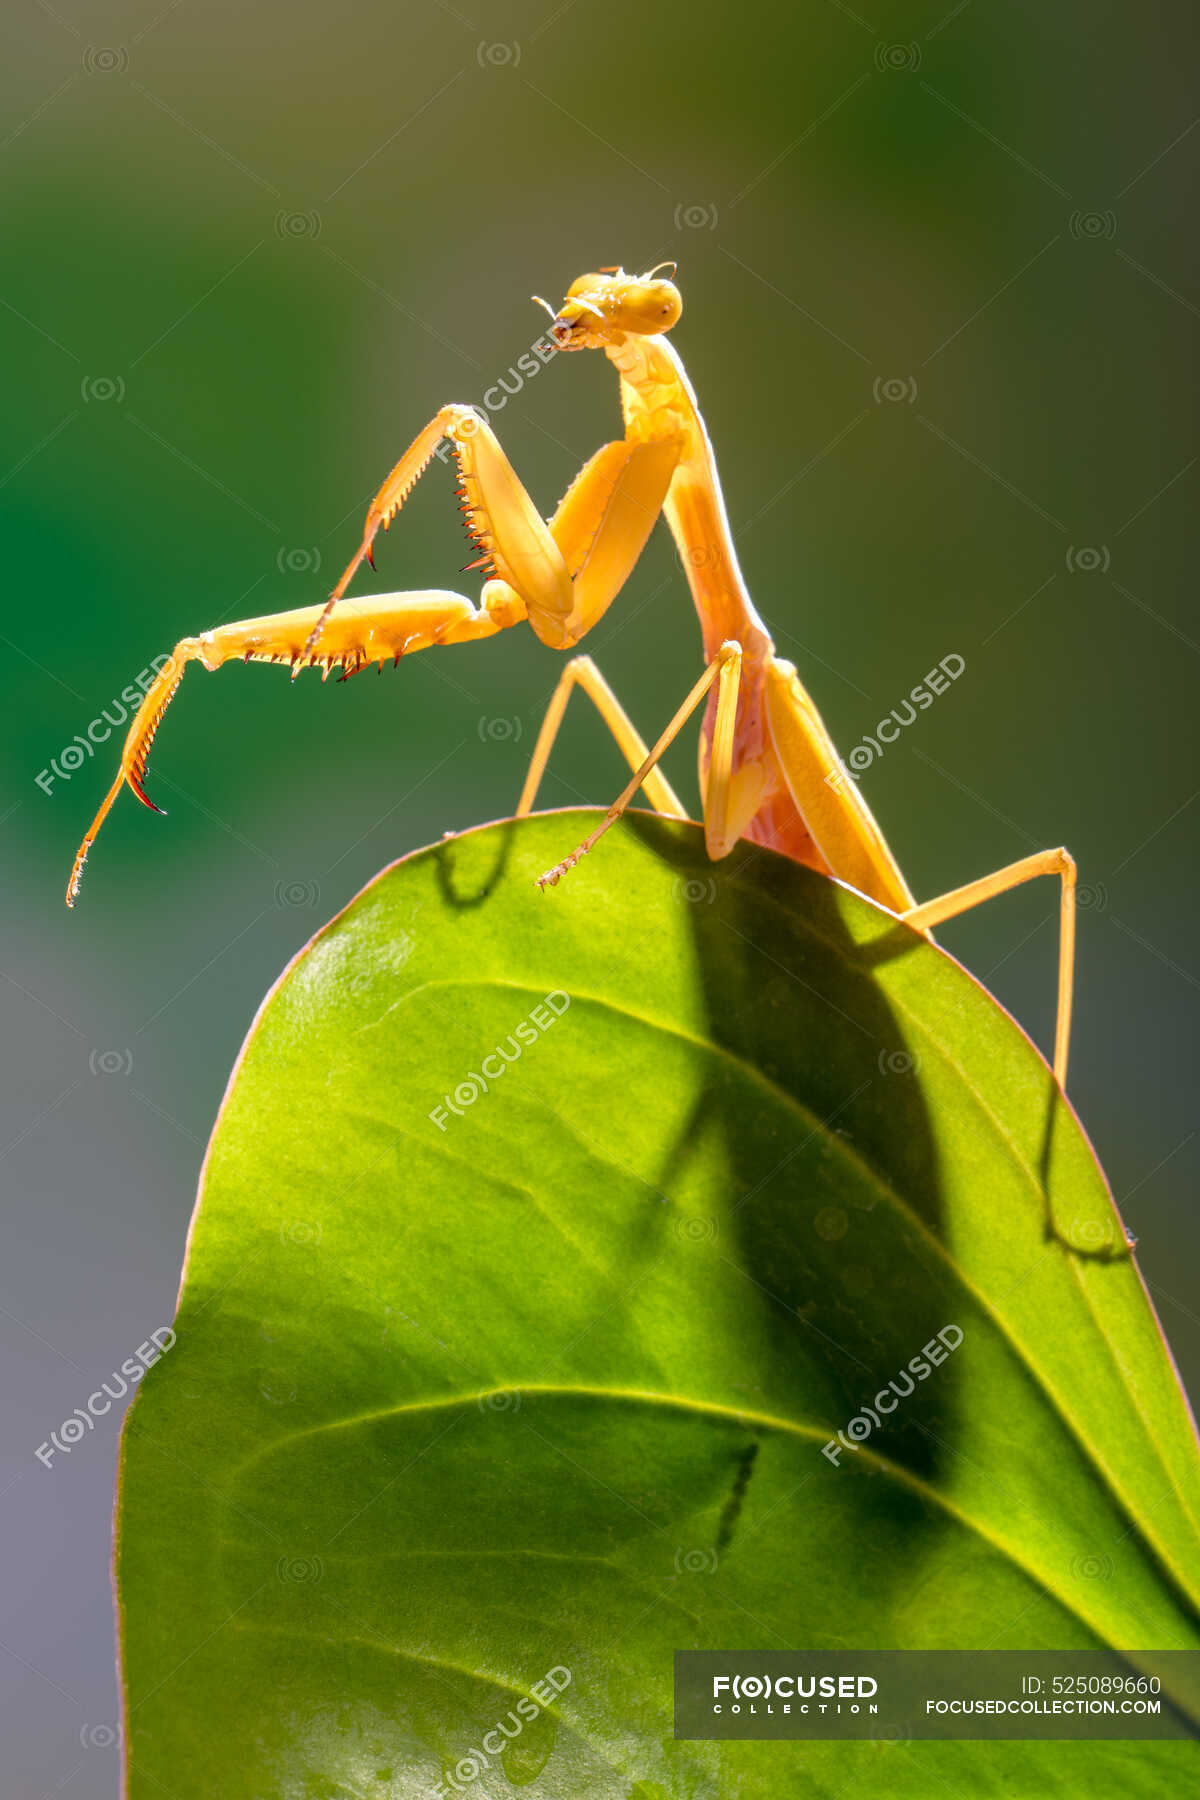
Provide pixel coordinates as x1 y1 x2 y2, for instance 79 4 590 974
622 280 682 334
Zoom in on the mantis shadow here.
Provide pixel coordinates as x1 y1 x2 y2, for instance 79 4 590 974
620 815 957 1637
860 916 1133 1265
432 819 520 910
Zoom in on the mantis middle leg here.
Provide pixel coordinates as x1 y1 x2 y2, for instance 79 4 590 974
536 643 745 887
516 655 688 822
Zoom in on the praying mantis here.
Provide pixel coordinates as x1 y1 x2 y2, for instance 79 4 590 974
66 264 1077 1086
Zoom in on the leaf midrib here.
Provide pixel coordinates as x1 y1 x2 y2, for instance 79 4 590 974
224 1381 1184 1665
320 969 1200 1610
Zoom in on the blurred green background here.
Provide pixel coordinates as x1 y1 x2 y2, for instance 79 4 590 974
2 0 1196 1792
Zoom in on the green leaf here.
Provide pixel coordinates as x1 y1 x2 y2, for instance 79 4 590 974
117 812 1200 1797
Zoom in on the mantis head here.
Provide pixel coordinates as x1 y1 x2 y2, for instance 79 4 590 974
534 264 682 349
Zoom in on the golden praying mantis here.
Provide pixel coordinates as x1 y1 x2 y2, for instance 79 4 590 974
66 264 1077 1085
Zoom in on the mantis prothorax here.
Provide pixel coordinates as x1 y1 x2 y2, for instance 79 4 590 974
67 265 1077 1086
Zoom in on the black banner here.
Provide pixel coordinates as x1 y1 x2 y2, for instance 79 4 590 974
674 1651 1200 1740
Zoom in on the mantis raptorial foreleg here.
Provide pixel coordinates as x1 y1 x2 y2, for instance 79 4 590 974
67 260 1085 1096
306 405 682 658
66 587 525 906
902 849 1077 1085
68 396 683 905
546 438 682 636
516 655 688 821
303 404 564 661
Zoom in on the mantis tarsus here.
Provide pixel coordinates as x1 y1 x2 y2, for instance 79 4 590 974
67 265 1077 1086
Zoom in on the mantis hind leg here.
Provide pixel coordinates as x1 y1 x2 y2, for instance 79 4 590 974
902 849 1077 1087
517 655 689 821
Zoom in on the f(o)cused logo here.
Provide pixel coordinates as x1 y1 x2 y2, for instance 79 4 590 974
477 41 520 67
1069 210 1117 240
674 203 719 231
681 543 718 568
274 879 320 909
478 1390 522 1413
1068 1216 1110 1252
274 211 322 240
276 546 322 574
873 375 917 405
674 875 716 904
478 716 522 743
674 1215 718 1244
280 1219 322 1246
445 1751 488 1789
83 47 129 75
277 1554 324 1583
1065 544 1110 574
874 43 920 72
81 376 126 403
674 1547 718 1574
450 407 487 440
1071 1550 1114 1582
80 1723 121 1748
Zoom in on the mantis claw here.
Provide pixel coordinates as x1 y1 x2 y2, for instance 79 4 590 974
128 777 166 814
536 851 581 891
67 591 527 905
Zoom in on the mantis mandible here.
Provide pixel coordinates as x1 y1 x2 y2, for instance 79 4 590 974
67 264 1077 1086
